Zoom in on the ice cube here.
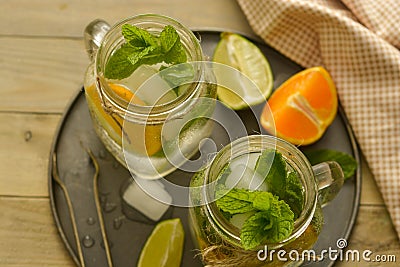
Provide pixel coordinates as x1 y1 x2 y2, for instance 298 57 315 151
225 164 267 191
122 178 171 221
248 171 268 191
132 65 176 105
229 153 260 171
224 164 248 189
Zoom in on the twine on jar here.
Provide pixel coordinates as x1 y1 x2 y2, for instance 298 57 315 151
95 77 124 116
198 243 270 267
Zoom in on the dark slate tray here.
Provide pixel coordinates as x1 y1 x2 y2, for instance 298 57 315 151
49 31 361 267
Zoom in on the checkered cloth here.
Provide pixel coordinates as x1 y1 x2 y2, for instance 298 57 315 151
237 0 400 240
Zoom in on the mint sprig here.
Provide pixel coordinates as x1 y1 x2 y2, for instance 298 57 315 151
284 171 304 218
104 44 138 80
255 149 304 219
241 201 294 249
254 149 287 197
216 187 258 215
214 149 306 250
104 24 187 80
216 188 294 250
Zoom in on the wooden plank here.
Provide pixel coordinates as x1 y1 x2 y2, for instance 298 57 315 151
0 197 398 266
0 0 253 38
0 197 75 267
0 37 87 113
0 113 60 197
360 158 385 205
336 205 400 266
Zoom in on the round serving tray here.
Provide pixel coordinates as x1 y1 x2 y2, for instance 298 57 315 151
49 31 361 267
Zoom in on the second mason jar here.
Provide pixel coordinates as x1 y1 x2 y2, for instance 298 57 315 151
83 14 217 179
189 135 344 267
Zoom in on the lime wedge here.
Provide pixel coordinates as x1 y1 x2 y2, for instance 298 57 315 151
213 32 273 109
138 218 185 267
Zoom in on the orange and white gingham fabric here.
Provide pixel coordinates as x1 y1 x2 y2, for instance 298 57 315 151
237 0 400 240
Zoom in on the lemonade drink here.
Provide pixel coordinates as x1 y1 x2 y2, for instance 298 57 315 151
84 14 217 178
189 135 343 266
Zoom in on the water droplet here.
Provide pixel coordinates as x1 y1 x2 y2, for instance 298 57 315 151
69 169 80 176
100 195 107 205
113 217 123 230
103 202 117 213
82 235 95 248
24 130 32 142
100 191 110 196
81 156 90 167
86 217 96 225
98 150 107 159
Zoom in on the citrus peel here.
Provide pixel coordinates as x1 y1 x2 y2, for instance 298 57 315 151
137 218 184 267
261 66 338 145
85 83 162 155
213 32 273 109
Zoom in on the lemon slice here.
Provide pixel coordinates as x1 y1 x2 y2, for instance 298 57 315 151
213 32 273 110
138 218 185 267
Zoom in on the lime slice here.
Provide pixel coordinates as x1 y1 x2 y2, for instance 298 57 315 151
213 32 273 109
138 218 184 267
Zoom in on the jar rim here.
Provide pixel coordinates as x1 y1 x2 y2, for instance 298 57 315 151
94 13 204 121
203 135 318 249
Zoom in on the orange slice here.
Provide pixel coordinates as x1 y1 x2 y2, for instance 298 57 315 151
85 83 125 143
108 83 145 105
261 66 338 145
85 83 162 156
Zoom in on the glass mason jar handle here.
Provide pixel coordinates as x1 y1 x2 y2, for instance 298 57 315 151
312 161 344 207
83 19 111 60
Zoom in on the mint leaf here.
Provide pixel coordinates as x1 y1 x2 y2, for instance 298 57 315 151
159 25 180 53
255 150 303 219
240 196 294 250
252 192 272 211
240 212 272 250
304 149 357 180
272 200 295 240
216 188 294 249
159 63 194 92
159 25 187 64
285 171 304 218
127 46 156 66
104 24 188 80
164 38 187 64
104 44 138 79
216 188 256 214
216 196 254 215
122 24 157 47
255 149 287 197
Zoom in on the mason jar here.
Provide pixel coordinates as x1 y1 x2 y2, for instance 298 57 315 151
189 135 344 266
83 14 217 178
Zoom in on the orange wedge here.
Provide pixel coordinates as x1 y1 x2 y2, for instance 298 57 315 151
108 83 145 105
85 83 162 156
85 83 125 143
261 66 338 145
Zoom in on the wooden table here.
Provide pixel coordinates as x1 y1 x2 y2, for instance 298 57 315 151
0 0 399 266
